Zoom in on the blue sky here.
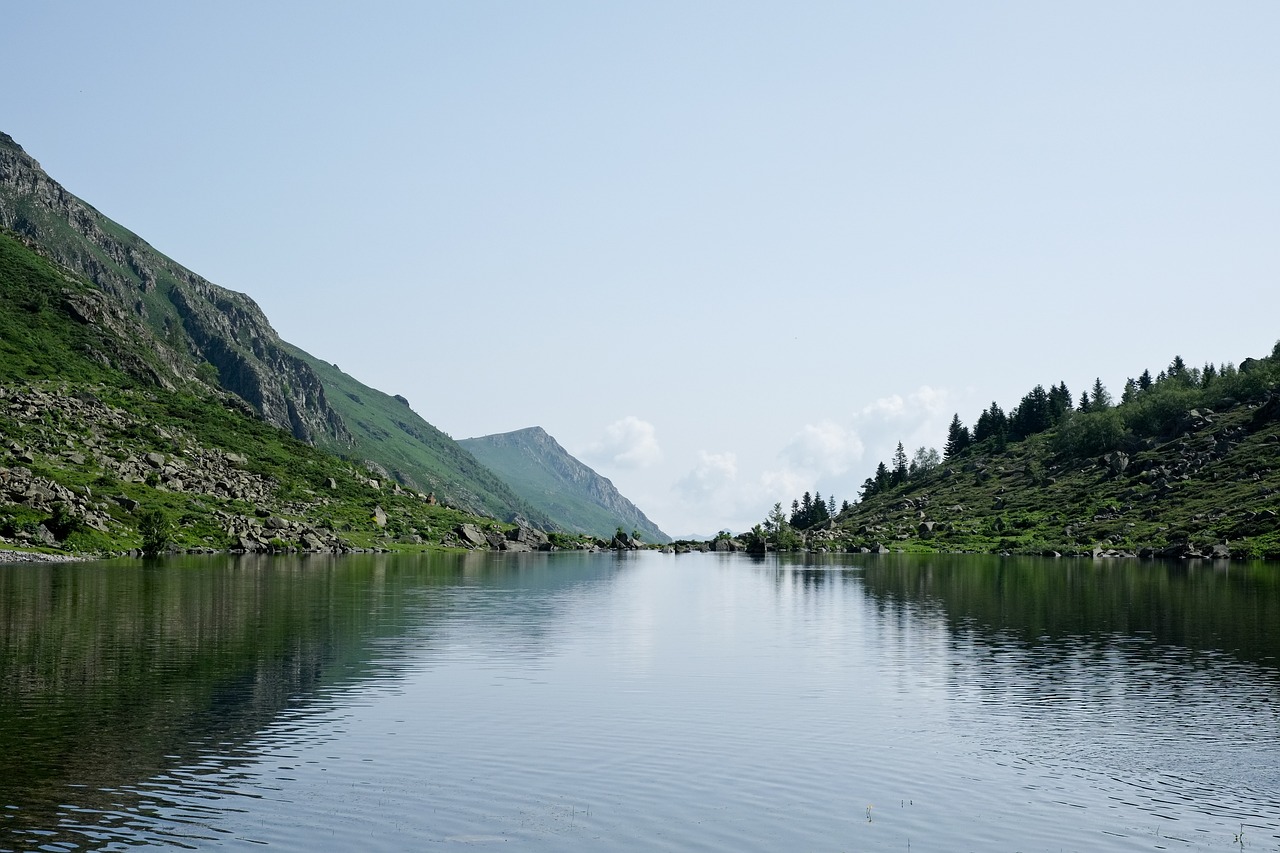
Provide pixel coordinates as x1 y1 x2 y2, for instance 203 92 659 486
6 2 1279 535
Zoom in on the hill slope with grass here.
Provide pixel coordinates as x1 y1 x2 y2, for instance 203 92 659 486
283 346 554 527
0 130 541 524
0 229 551 557
751 347 1280 560
459 427 670 543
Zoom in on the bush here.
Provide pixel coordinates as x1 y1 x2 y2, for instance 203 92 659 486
137 509 171 557
1055 409 1129 458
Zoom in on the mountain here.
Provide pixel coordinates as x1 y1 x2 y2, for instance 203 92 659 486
0 131 536 524
283 346 553 526
0 227 544 556
755 346 1280 560
0 132 347 446
460 427 671 543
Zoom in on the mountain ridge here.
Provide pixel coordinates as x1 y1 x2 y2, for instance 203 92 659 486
0 130 541 524
460 426 671 543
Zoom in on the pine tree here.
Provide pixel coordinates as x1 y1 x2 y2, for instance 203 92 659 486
1201 362 1217 388
874 461 891 492
858 478 876 501
1121 378 1138 405
1010 385 1053 440
973 403 1007 443
1138 369 1153 391
1090 378 1111 410
892 442 909 486
827 495 837 516
1048 382 1073 421
840 499 851 514
944 414 971 459
1078 390 1091 413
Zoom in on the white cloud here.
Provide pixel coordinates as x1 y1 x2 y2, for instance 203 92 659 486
777 419 865 475
674 450 738 500
581 416 663 469
752 385 957 508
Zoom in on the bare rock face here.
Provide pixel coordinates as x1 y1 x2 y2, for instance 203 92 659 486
0 132 350 447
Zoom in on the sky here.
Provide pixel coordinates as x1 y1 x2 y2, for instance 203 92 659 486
5 2 1279 537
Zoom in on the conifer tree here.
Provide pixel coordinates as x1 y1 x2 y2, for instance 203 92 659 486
1090 378 1111 410
1121 378 1138 405
1138 369 1153 391
1048 382 1073 421
944 414 971 458
874 461 891 492
1010 385 1053 440
1201 362 1217 388
973 403 1007 443
858 478 876 501
1078 390 1091 413
892 442 909 485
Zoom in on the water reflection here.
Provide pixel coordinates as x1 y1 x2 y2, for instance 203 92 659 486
3 551 1279 851
0 551 622 850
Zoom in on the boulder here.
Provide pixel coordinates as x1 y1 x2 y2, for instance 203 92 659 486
372 505 387 528
456 523 487 547
1104 451 1130 475
507 525 550 547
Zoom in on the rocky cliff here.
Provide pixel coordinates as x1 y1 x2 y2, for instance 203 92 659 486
0 132 348 446
460 426 671 543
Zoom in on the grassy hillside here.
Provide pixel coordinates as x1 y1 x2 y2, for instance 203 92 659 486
751 345 1280 560
0 231 567 558
460 427 671 543
282 346 554 528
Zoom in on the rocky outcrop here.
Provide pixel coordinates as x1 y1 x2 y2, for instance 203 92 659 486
0 132 350 446
0 384 357 554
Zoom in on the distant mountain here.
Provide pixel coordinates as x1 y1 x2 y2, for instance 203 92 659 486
460 427 671 543
284 347 553 525
0 131 539 524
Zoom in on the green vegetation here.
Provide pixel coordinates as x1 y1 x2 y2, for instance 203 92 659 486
284 346 554 528
752 347 1280 559
458 427 671 543
0 231 591 558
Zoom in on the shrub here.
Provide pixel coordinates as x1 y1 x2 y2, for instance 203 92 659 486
1055 409 1129 458
137 509 171 557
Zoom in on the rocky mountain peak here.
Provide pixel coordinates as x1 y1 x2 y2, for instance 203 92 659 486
0 131 350 446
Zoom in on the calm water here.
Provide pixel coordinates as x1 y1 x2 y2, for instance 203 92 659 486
1 551 1278 852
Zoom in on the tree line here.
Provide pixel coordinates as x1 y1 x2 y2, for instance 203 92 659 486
747 341 1280 550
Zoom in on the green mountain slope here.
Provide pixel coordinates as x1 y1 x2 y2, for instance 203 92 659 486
761 346 1280 560
283 346 554 527
0 130 540 525
0 132 348 446
0 229 525 556
459 427 670 543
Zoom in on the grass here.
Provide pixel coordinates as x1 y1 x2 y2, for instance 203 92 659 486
0 232 591 557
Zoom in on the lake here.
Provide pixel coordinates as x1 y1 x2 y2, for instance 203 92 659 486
1 550 1278 851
